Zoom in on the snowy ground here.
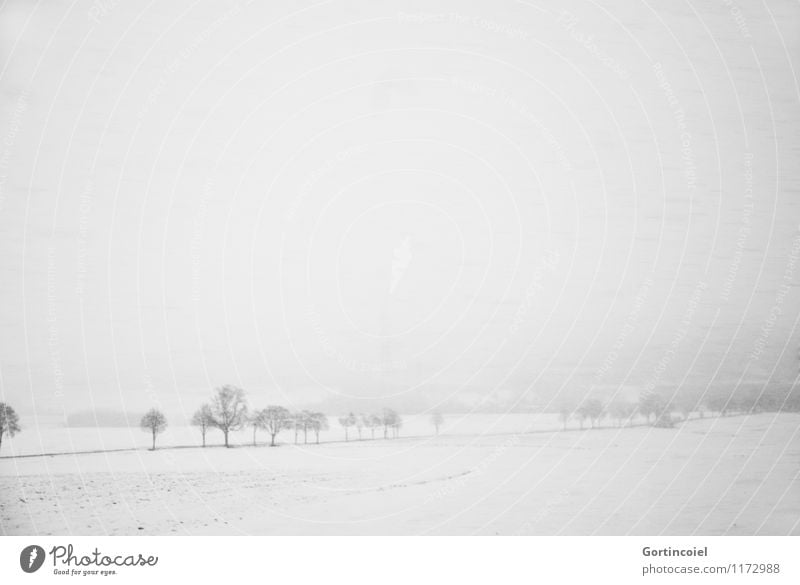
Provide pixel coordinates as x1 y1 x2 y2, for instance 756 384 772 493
1 413 798 535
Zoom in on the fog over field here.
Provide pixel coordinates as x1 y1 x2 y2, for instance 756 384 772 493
0 0 798 536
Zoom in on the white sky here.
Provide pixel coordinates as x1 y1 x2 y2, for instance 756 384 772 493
0 0 798 418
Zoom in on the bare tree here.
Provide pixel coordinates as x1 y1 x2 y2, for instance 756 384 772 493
431 411 444 434
368 414 381 439
355 414 365 439
309 412 328 444
381 408 399 438
338 412 356 441
210 385 248 447
190 404 214 447
639 391 666 424
261 406 291 446
392 413 403 438
140 408 167 450
296 410 314 444
361 414 376 439
0 402 21 453
292 412 302 444
576 399 604 429
248 410 266 446
557 400 574 431
607 401 636 427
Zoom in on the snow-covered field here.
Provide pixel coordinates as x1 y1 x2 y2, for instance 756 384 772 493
1 413 797 535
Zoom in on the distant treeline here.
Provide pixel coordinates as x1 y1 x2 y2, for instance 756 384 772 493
556 385 800 430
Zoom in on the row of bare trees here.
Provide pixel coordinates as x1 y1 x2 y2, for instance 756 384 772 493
190 387 331 447
337 409 404 440
140 386 422 450
557 394 692 431
140 385 250 450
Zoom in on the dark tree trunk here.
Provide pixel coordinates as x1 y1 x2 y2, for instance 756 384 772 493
202 428 206 447
224 429 229 447
271 433 276 447
151 429 156 450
